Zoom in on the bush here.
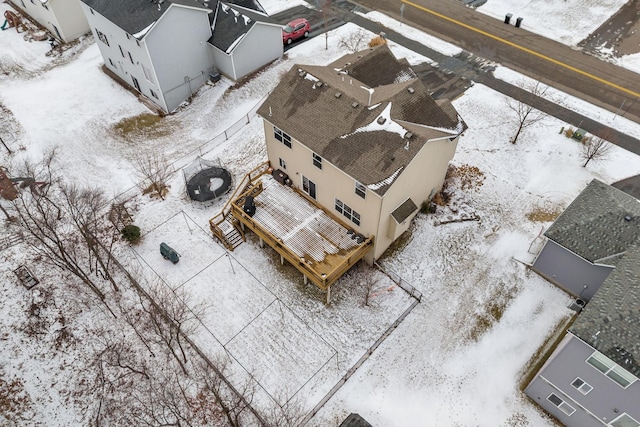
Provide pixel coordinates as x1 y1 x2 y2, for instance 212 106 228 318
121 224 141 244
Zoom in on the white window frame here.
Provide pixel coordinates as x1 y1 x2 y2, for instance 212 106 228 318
570 377 593 395
312 153 322 169
335 199 361 226
587 352 638 389
355 181 366 199
547 393 576 416
274 126 291 148
610 413 640 427
278 158 286 169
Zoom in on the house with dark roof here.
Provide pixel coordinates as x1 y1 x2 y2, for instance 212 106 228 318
209 2 282 81
525 179 640 427
79 0 281 113
10 0 89 43
255 45 466 262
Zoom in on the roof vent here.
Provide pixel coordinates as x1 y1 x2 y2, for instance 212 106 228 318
335 92 342 98
352 102 359 108
298 70 307 78
407 87 415 94
625 215 633 221
404 132 413 139
377 116 386 125
316 81 323 88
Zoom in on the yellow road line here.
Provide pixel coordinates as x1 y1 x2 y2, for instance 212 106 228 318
401 0 640 99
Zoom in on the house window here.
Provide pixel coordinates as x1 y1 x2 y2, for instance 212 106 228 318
30 0 35 4
355 182 366 199
136 39 140 47
131 76 141 92
279 158 286 169
20 0 26 7
302 176 316 199
587 352 637 388
611 414 640 427
108 58 115 67
335 199 361 226
126 33 131 40
119 45 124 57
547 393 575 416
90 8 94 15
570 378 593 395
274 126 291 148
313 153 322 169
42 3 48 10
128 51 134 64
96 29 110 46
150 89 158 99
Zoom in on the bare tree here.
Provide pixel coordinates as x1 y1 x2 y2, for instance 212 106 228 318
318 0 332 50
10 152 117 310
581 135 613 167
506 80 548 144
134 151 172 200
338 28 369 53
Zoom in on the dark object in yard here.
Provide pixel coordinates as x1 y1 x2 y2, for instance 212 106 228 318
183 157 232 202
352 233 365 244
14 265 39 289
209 71 221 84
504 13 512 24
515 17 523 28
244 195 256 217
272 168 290 185
572 128 587 141
339 413 373 427
160 242 180 264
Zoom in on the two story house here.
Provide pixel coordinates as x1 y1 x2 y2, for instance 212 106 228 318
526 179 640 427
11 0 89 43
256 44 466 263
80 0 282 113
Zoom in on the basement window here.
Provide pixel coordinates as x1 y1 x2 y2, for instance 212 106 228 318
547 393 575 416
570 378 592 395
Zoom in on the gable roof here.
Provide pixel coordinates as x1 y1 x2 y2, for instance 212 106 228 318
209 2 274 52
257 45 467 196
544 179 640 263
81 0 211 36
570 242 640 377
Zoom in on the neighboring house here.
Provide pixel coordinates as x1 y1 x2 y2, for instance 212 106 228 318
525 179 640 427
79 0 281 113
209 2 282 81
10 0 89 43
256 45 466 262
531 179 640 301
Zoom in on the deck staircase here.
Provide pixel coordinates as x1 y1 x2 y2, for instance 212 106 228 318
210 161 270 251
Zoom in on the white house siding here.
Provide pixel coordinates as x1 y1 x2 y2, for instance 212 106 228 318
525 334 640 427
263 120 382 263
12 0 88 42
532 239 614 301
211 48 234 80
374 136 458 260
229 23 282 80
145 5 214 112
80 4 167 110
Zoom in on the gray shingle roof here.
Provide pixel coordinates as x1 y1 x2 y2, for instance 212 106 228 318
209 2 273 51
570 242 640 376
544 179 640 263
81 0 211 35
391 198 418 223
257 45 467 196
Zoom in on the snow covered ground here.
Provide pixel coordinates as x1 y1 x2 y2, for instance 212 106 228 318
2 0 640 426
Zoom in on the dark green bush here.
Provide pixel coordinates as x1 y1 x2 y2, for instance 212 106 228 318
121 224 141 245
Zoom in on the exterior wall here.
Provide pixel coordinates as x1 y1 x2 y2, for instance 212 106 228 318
145 5 214 112
210 46 235 80
263 120 458 261
374 136 458 260
12 0 88 42
525 334 640 427
532 239 614 301
230 23 282 80
263 120 382 262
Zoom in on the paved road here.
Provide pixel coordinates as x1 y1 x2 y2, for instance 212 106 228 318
272 0 640 155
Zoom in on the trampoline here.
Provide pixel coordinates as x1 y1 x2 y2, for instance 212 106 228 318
183 157 232 202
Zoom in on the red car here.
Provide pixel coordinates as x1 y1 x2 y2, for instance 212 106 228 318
282 18 311 45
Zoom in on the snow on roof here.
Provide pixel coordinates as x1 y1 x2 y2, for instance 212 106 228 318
133 22 154 39
341 102 409 139
367 166 404 191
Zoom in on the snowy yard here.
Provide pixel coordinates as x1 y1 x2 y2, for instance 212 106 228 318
2 0 640 426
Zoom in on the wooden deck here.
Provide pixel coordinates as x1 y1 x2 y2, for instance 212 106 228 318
230 174 373 300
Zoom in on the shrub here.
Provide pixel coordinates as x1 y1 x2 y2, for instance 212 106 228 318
121 224 141 244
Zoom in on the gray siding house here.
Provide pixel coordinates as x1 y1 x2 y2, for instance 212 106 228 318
209 2 282 81
526 179 640 427
80 0 281 113
11 0 89 42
